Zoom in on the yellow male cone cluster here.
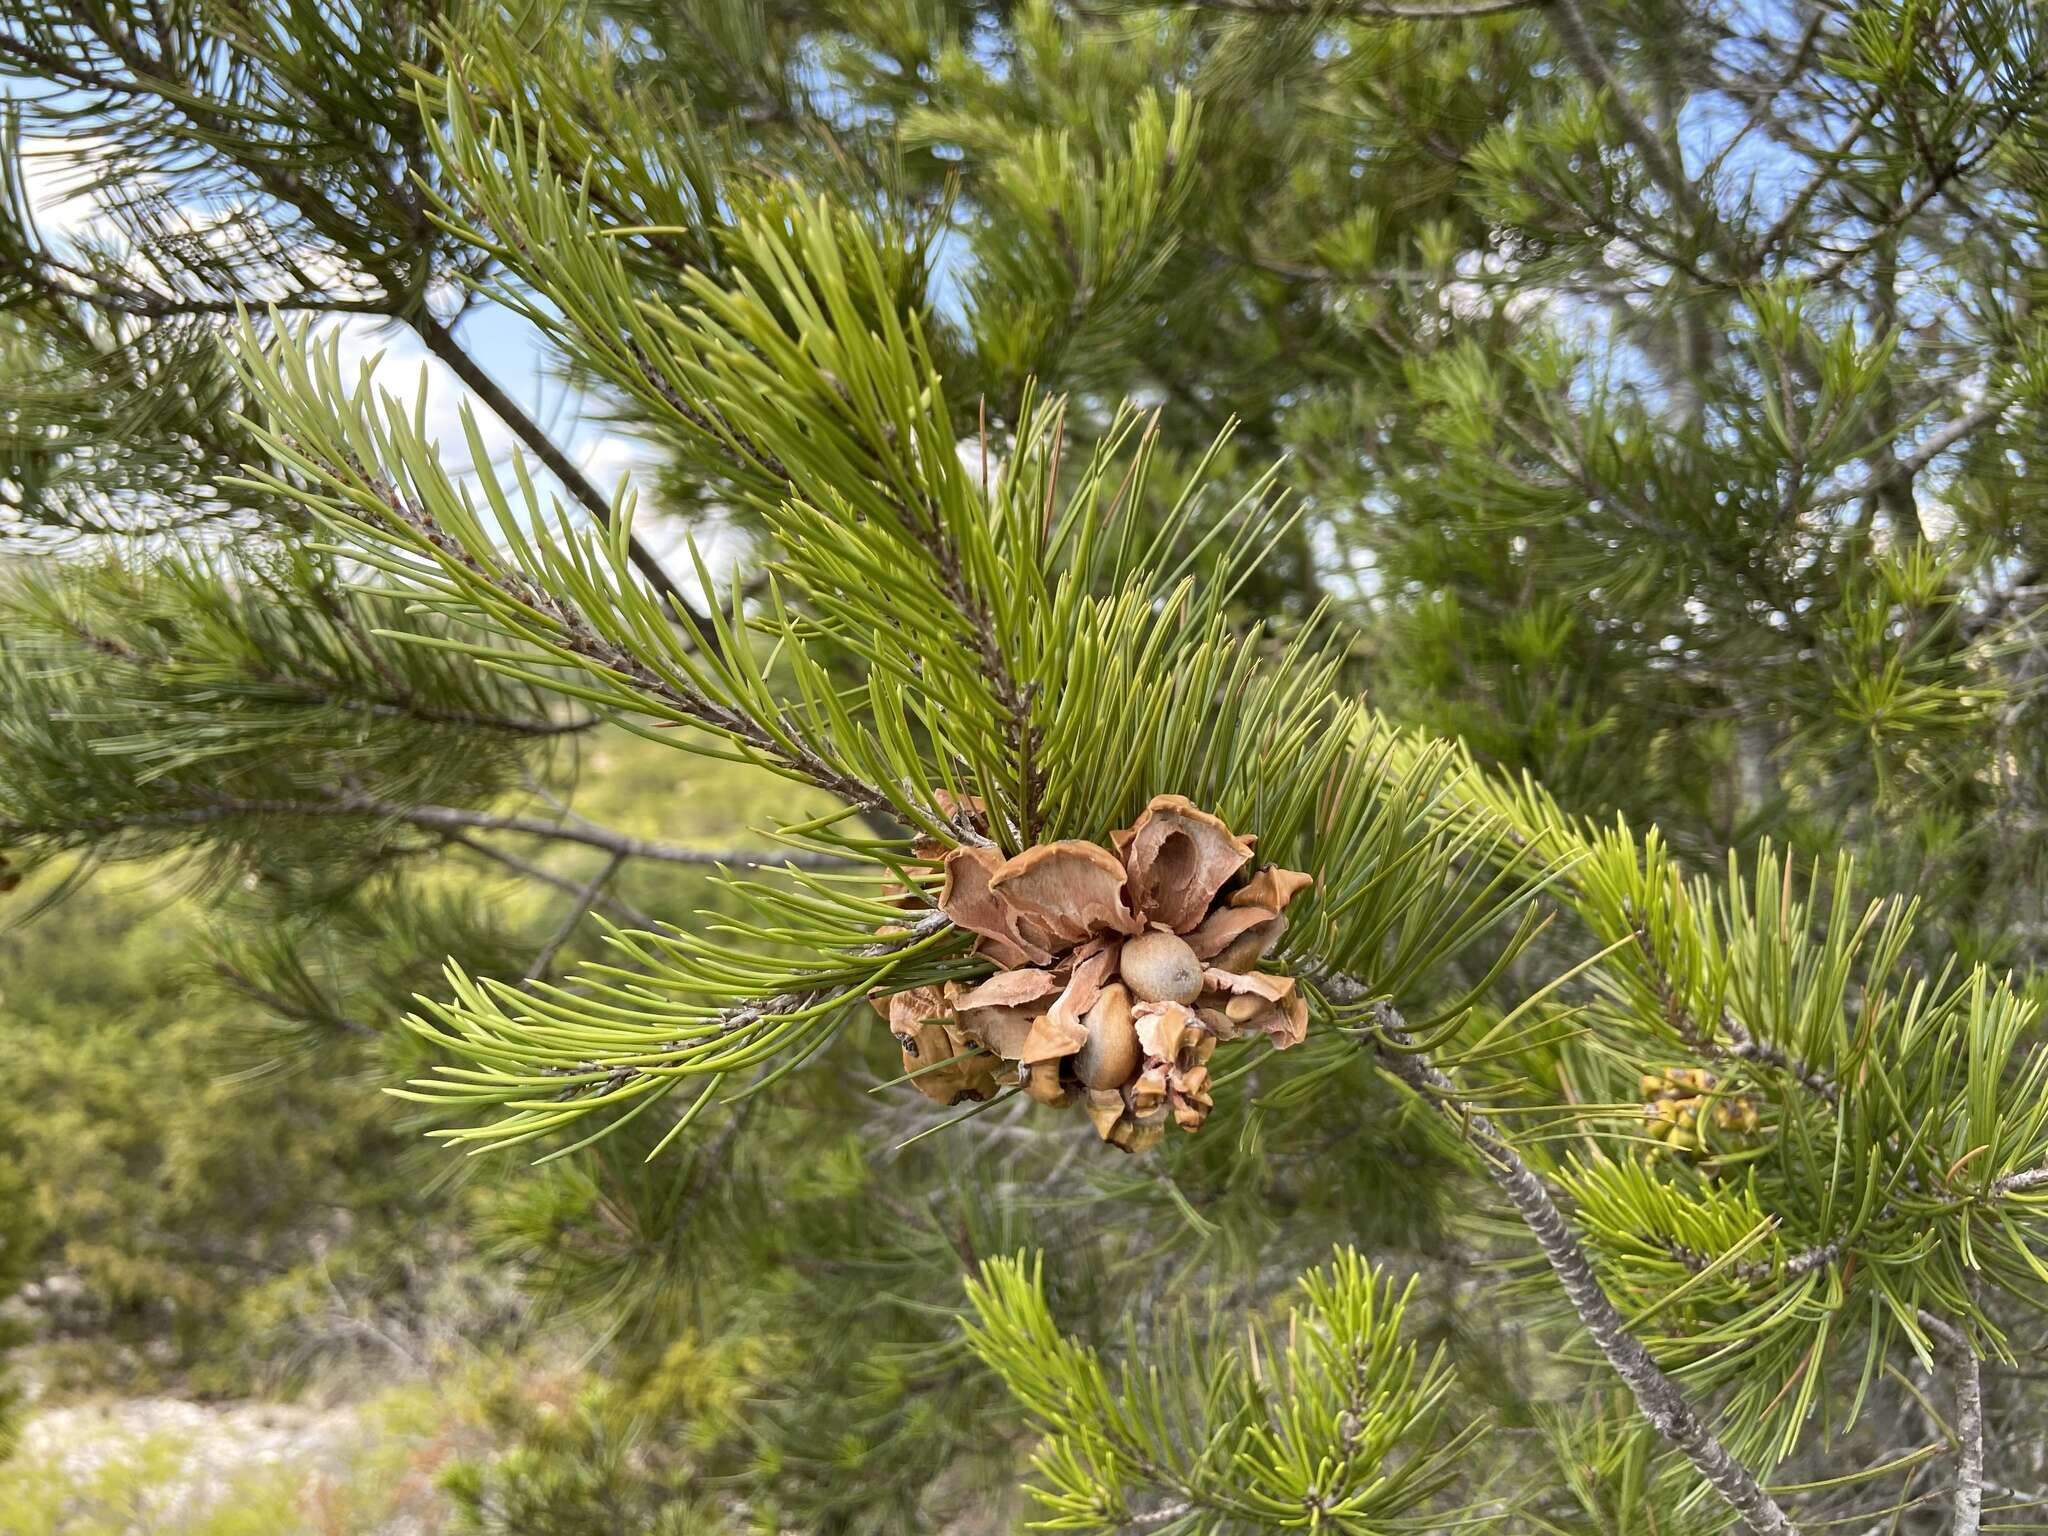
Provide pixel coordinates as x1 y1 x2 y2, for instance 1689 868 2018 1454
1642 1067 1759 1157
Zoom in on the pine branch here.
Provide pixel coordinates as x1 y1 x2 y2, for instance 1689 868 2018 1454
0 11 703 620
410 312 707 639
443 832 655 929
1165 0 1538 20
6 259 398 319
2 790 854 871
1629 927 1839 1104
1991 1166 2048 1197
1722 4 1828 159
913 474 1043 843
1920 1312 1984 1536
1755 98 1881 258
210 964 377 1041
76 624 600 739
1667 1239 1842 1286
1321 974 1799 1536
522 850 626 985
599 332 1034 820
1811 392 2017 512
1954 1349 1985 1536
0 29 174 100
1126 1501 1196 1530
1796 59 2048 291
343 456 906 823
965 1246 1469 1528
1540 0 1709 232
544 907 955 1098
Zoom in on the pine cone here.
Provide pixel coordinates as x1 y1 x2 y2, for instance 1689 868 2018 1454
883 795 1312 1151
872 984 998 1105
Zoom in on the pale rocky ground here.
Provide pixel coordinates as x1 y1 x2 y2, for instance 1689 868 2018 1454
7 1393 458 1534
8 1389 1023 1533
20 1395 361 1484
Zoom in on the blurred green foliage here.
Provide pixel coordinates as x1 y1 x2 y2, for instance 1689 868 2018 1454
0 874 434 1383
8 0 2048 1525
0 1378 489 1533
0 1156 33 1456
0 730 806 1328
0 734 1040 1524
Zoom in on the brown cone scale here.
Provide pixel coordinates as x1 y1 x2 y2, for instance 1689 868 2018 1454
884 794 1314 1152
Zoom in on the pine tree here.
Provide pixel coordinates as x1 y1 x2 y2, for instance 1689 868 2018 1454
6 1 2048 1531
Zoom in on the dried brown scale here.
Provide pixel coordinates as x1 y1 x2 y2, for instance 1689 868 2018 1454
875 794 1313 1152
1073 984 1138 1088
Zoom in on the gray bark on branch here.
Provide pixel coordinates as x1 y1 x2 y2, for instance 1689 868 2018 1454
1542 0 1710 231
3 793 856 872
1321 974 1799 1536
1919 1312 1984 1536
411 313 712 642
522 851 628 984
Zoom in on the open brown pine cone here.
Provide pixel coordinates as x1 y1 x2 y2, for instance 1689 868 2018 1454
873 795 1312 1153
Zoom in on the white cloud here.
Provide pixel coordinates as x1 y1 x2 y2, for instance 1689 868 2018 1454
580 432 666 494
15 131 655 556
17 134 118 238
955 433 1003 496
317 315 526 478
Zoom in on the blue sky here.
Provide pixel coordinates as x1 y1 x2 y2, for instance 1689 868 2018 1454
15 127 706 561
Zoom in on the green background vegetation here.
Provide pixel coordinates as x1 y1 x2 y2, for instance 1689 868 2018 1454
7 0 2048 1527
